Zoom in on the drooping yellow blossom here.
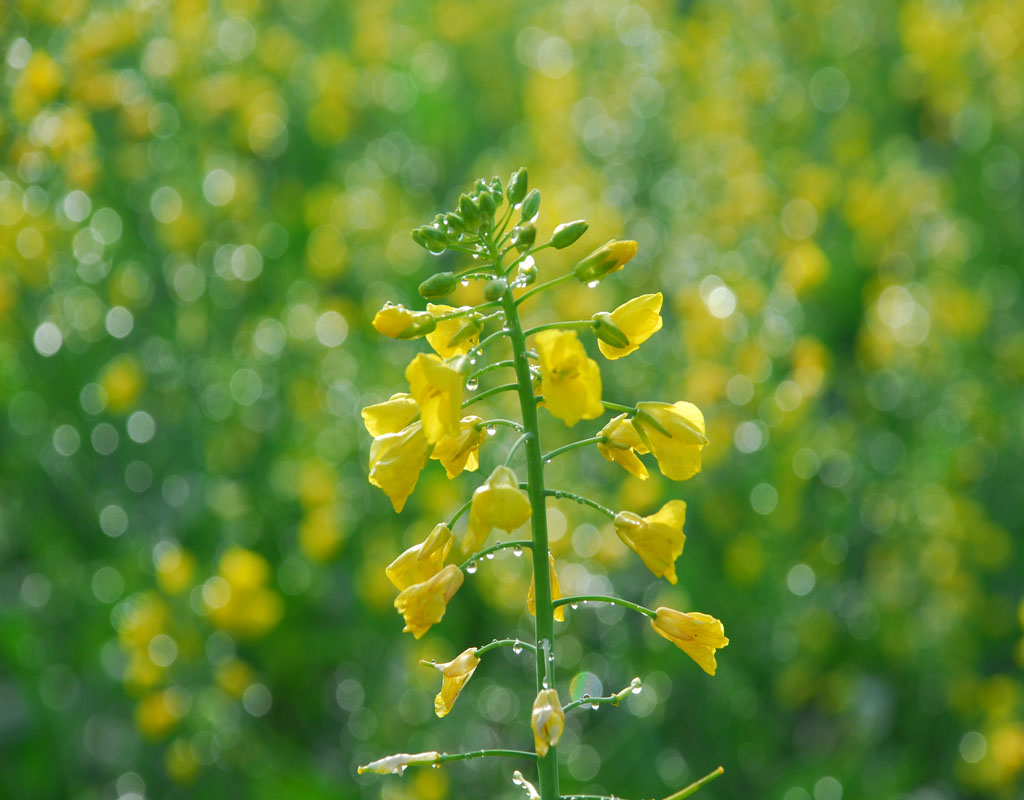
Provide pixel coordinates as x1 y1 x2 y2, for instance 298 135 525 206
527 552 565 621
596 293 663 359
634 401 708 481
386 524 454 591
426 303 479 358
372 302 436 339
650 607 729 676
614 500 687 583
405 353 464 444
432 646 480 718
573 239 638 283
597 413 650 480
358 751 442 775
368 423 430 512
464 465 532 552
535 330 603 426
394 564 464 639
531 687 565 757
431 416 485 478
361 392 419 437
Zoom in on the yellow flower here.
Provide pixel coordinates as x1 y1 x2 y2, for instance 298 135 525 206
207 548 283 639
634 401 708 481
431 416 485 478
465 466 532 552
154 543 196 594
432 646 480 718
527 552 565 621
426 303 479 358
535 330 603 426
531 688 565 757
597 413 649 480
614 500 687 583
358 751 441 775
405 353 464 445
574 239 638 283
368 423 430 512
135 688 188 739
650 607 729 675
394 564 464 639
596 293 663 359
372 302 436 339
361 392 419 437
386 523 454 591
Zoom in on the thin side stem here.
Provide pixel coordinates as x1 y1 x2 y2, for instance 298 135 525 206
447 498 473 529
544 489 615 519
562 678 640 713
475 637 537 657
515 271 576 307
462 382 518 408
458 539 532 570
601 400 636 415
437 749 538 764
553 595 657 619
661 766 725 800
474 418 524 433
467 327 511 359
542 436 605 462
504 432 531 466
522 320 596 338
468 359 516 381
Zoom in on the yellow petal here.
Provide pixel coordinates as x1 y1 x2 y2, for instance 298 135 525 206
613 500 686 583
527 552 565 622
650 607 728 675
361 392 419 437
368 423 430 512
535 330 603 427
394 564 464 639
406 353 464 445
597 293 663 359
597 413 650 479
385 523 453 591
464 466 532 552
431 416 484 479
635 401 707 481
530 688 565 757
426 304 479 359
433 647 480 717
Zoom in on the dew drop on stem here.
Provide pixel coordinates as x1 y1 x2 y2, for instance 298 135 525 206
512 545 523 557
466 378 478 391
466 560 478 574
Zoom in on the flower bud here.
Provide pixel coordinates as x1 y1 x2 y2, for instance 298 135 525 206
444 212 465 234
550 219 588 249
490 175 504 200
512 223 536 252
483 277 507 302
478 189 496 218
446 313 484 348
418 272 458 300
419 226 448 254
520 188 540 221
372 302 437 340
591 312 629 349
573 239 638 283
516 261 538 286
458 193 480 229
507 167 528 205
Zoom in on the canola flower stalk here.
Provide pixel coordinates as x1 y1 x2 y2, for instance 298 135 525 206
359 169 727 800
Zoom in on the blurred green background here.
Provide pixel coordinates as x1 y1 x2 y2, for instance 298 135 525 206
2 1 1023 799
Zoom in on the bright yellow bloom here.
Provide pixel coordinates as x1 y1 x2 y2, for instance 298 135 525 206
394 563 464 639
426 303 479 358
597 293 663 359
650 607 729 675
597 413 649 480
431 416 484 478
614 500 687 583
634 401 708 481
361 392 419 437
372 302 435 339
527 552 565 621
358 751 441 775
432 646 480 718
405 353 464 444
531 688 565 757
465 466 532 552
386 523 453 591
535 330 602 426
368 423 430 512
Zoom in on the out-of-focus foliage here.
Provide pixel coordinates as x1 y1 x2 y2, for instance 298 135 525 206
0 1 1022 799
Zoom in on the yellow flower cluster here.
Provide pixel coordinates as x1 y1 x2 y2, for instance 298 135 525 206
205 548 283 638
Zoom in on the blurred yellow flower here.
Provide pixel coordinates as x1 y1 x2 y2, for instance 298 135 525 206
361 392 419 437
406 353 464 445
368 423 430 512
596 293 663 360
358 751 441 775
527 552 565 622
531 687 565 757
535 330 602 426
386 523 453 591
299 505 343 562
634 401 708 481
100 355 144 412
597 413 650 479
465 465 532 552
432 646 480 718
207 548 283 639
155 544 196 594
394 563 464 639
165 738 199 784
372 302 435 339
426 304 479 358
614 500 687 584
431 415 485 478
651 607 729 675
135 688 187 739
215 658 255 699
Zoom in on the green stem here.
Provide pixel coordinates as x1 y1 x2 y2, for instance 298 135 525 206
522 320 596 338
515 271 576 306
496 241 560 800
466 327 511 359
544 489 615 519
458 539 532 570
504 432 531 466
447 498 473 529
474 418 524 433
552 595 656 619
662 766 725 800
601 400 636 415
475 637 537 657
462 382 518 408
562 678 640 713
542 436 605 462
437 749 538 764
468 359 516 381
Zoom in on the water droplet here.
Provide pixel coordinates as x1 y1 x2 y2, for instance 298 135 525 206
541 678 549 689
630 677 642 694
582 693 591 700
466 378 479 391
485 552 495 560
543 458 552 464
432 763 440 769
587 280 599 289
512 545 523 557
547 652 555 662
512 640 523 655
466 560 478 574
485 425 497 436
468 358 477 365
460 278 470 287
570 602 579 610
590 702 600 710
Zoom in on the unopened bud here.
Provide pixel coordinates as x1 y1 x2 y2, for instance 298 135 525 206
507 167 528 205
478 190 496 218
447 313 485 348
418 272 458 300
420 226 448 254
550 220 588 249
520 188 540 221
512 223 536 252
592 312 629 348
444 212 465 234
573 239 638 283
483 278 508 301
458 194 480 229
